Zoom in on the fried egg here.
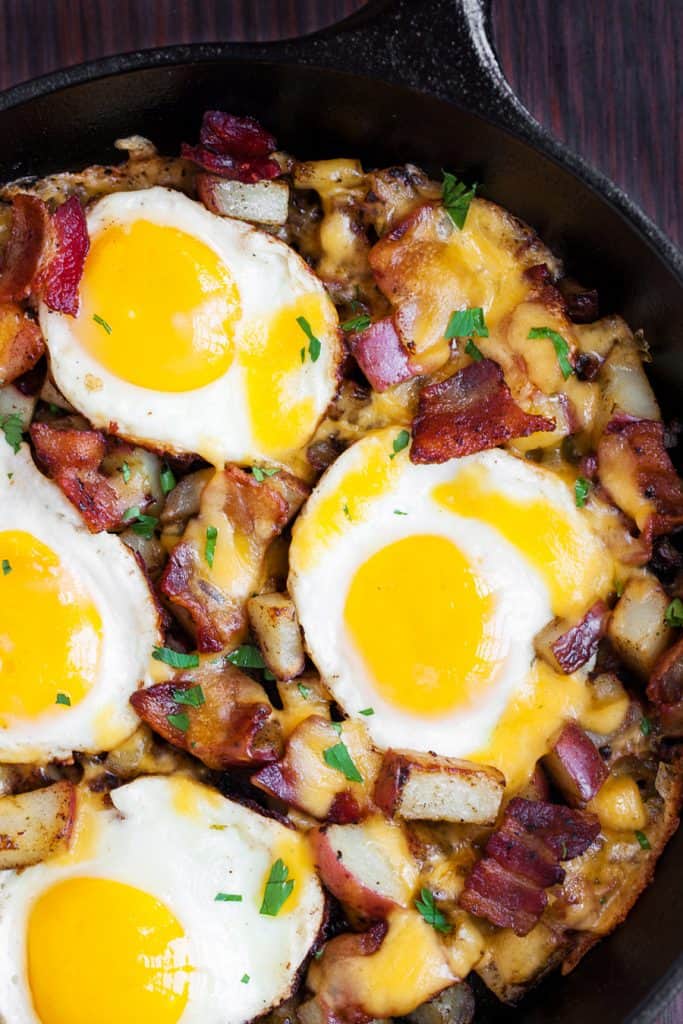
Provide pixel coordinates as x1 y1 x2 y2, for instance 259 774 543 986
0 437 161 762
0 776 324 1024
289 428 616 789
40 187 341 466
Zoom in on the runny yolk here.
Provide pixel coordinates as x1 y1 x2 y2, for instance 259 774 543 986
433 465 613 618
27 877 192 1024
76 220 240 392
344 534 495 715
0 530 101 719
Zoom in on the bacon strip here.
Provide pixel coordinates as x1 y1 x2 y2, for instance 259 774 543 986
182 110 281 183
410 358 555 463
37 197 89 316
347 316 417 392
647 637 683 736
130 663 282 769
0 303 45 385
597 417 683 544
535 600 608 675
0 195 49 303
459 798 600 936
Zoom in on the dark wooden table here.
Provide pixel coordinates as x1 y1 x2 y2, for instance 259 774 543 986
0 1 680 1021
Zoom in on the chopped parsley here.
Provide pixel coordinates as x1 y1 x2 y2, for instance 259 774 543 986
441 171 476 229
226 644 265 669
393 509 408 516
93 313 112 335
415 887 451 933
172 684 205 708
297 316 322 363
614 578 624 598
1 559 10 575
330 722 342 735
445 306 489 340
241 974 250 984
341 314 371 333
260 858 295 916
465 339 484 361
121 461 131 484
390 429 410 459
298 683 312 700
167 712 190 733
152 646 200 669
528 326 573 379
575 477 591 508
122 506 158 539
205 525 218 568
665 597 683 627
640 716 652 737
251 466 280 483
214 892 242 902
300 347 305 363
635 830 651 851
343 503 351 520
323 741 363 783
359 707 374 716
160 464 176 495
55 692 71 707
1 413 23 454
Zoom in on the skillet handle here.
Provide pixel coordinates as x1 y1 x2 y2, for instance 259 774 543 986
271 0 539 138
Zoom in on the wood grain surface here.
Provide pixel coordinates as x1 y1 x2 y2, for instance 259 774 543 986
0 1 680 1021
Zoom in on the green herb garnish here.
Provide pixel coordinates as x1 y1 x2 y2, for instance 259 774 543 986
205 525 218 568
323 742 363 783
215 893 242 902
167 712 190 733
260 858 295 916
665 597 683 627
172 685 205 708
122 506 158 539
160 465 176 495
575 477 591 508
441 171 477 229
528 327 573 379
55 692 71 707
445 307 489 340
298 683 312 700
1 559 10 575
635 830 651 850
341 314 371 333
465 339 484 361
390 429 410 459
152 646 199 669
121 461 131 484
640 716 652 737
415 887 452 933
343 503 351 520
251 466 280 483
0 413 23 454
297 316 321 363
93 313 112 335
226 644 265 669
241 974 250 984
359 707 374 716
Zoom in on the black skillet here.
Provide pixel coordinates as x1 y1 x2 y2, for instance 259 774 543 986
0 1 680 1020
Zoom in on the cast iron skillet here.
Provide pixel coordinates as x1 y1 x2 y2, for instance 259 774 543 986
0 1 681 1020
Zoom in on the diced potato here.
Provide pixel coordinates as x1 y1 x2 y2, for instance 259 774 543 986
594 338 660 438
405 983 475 1024
588 775 647 831
543 723 607 806
247 592 305 680
0 781 76 869
197 176 290 226
374 749 504 824
607 575 673 678
0 381 36 428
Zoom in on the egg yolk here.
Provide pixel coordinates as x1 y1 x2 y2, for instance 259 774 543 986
76 220 240 392
0 530 101 720
241 293 331 457
27 877 192 1024
344 534 495 715
434 465 613 618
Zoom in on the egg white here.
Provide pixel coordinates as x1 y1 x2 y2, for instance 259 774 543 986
40 187 341 466
0 439 161 761
290 434 603 759
0 776 324 1024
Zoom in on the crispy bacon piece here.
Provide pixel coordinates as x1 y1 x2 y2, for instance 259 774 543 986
534 600 608 675
0 303 45 385
647 636 683 736
597 417 683 545
543 723 608 806
410 359 555 463
30 421 121 531
347 316 417 392
37 197 89 316
182 110 280 183
160 465 308 652
0 194 49 303
459 798 600 936
558 278 599 323
130 662 282 769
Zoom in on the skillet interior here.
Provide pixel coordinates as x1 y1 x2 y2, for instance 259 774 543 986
0 50 681 1024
